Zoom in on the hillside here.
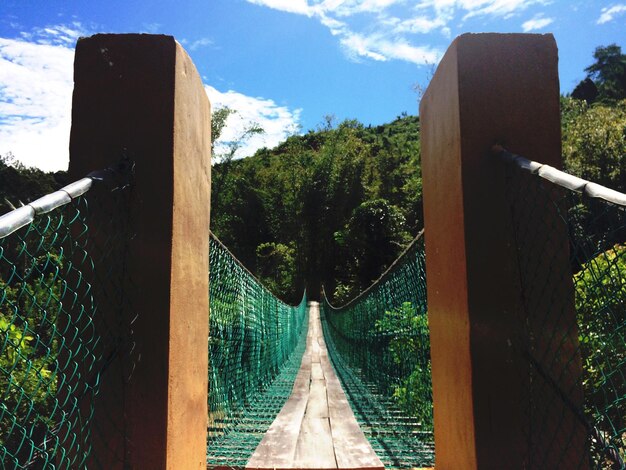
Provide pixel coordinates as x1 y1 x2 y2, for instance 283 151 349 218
211 114 422 304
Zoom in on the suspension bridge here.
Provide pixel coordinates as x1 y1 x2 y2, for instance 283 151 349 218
0 33 625 470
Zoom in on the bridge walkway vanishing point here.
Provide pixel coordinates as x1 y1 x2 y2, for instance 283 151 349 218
246 302 384 470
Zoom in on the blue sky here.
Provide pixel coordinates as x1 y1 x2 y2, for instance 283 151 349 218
1 0 625 170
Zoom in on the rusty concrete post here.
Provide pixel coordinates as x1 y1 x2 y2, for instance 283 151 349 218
421 33 587 469
68 34 211 469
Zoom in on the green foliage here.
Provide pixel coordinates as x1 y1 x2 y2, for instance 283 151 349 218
211 106 264 165
340 199 411 285
211 106 234 150
375 302 433 429
206 48 623 305
574 243 626 464
211 115 422 302
561 98 626 192
256 242 297 300
0 262 63 461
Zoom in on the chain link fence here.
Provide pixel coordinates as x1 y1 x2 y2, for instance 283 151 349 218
502 151 625 469
0 175 133 469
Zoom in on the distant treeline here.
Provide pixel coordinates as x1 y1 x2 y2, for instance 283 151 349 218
2 44 624 305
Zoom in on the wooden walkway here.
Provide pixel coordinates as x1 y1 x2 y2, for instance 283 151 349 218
246 302 384 470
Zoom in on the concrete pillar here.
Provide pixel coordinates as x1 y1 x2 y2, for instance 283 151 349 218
68 34 211 469
420 33 587 469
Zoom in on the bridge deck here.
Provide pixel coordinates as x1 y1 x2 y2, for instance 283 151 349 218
246 302 384 470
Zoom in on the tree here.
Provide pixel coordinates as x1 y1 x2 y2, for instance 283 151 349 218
575 44 626 104
0 153 64 213
571 78 598 103
336 199 411 296
210 107 264 164
210 107 266 251
561 98 626 191
211 107 234 156
256 242 297 302
209 114 423 303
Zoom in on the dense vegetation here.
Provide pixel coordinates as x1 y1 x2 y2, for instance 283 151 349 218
211 114 421 303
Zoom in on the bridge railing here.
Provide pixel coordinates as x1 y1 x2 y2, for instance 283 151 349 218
207 233 308 468
320 233 435 468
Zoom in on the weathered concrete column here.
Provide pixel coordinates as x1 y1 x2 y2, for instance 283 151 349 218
68 34 211 469
421 34 586 469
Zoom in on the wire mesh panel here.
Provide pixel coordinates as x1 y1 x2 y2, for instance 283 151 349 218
320 234 435 468
0 180 133 469
504 159 626 469
207 234 308 468
0 176 134 470
0 198 91 468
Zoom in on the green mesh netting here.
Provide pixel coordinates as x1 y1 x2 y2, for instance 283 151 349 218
504 160 626 469
0 196 98 468
320 233 435 468
207 234 308 468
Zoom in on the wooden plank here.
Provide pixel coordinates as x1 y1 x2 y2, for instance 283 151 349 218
328 392 384 470
246 330 312 469
305 379 329 419
292 354 312 398
319 338 383 469
319 356 341 389
245 391 309 469
293 418 337 469
246 302 384 470
311 362 324 380
311 343 321 362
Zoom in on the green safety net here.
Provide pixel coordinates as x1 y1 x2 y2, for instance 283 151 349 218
320 233 435 468
504 160 626 469
207 234 308 468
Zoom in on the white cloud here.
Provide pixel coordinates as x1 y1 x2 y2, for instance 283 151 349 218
597 4 626 24
188 37 214 51
245 0 545 66
0 25 302 171
0 35 75 171
393 15 446 34
21 23 86 46
460 0 546 20
205 85 302 160
340 32 440 64
522 14 554 31
340 33 388 61
318 0 405 16
246 0 314 16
